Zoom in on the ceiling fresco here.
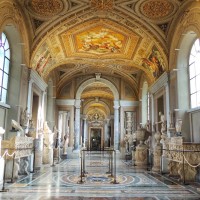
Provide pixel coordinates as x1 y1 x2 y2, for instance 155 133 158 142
60 19 140 59
75 27 124 54
14 0 193 109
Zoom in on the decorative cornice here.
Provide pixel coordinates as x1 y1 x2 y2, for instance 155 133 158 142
56 99 75 106
30 69 47 91
149 71 169 94
120 100 139 107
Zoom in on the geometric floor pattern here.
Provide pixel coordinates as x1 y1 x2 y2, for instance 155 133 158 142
1 153 200 200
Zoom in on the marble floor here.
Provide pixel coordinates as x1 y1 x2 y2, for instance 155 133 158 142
1 152 200 200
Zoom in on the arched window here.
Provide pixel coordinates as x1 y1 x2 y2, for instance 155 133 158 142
0 32 10 103
189 38 200 108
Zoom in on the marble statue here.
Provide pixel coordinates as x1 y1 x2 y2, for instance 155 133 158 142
43 122 54 149
11 119 24 135
43 121 54 164
175 119 182 135
145 120 151 132
20 107 29 127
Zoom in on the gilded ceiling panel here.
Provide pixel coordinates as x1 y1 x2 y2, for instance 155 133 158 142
25 0 68 20
60 19 140 59
140 0 174 19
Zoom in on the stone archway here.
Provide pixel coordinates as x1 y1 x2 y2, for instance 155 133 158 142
74 74 120 150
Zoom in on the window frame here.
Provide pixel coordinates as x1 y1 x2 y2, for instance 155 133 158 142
0 32 10 103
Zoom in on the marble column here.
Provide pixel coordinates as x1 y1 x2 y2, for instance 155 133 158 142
74 100 81 150
104 119 110 147
165 82 170 137
150 94 155 131
0 128 5 187
40 90 46 131
114 101 120 150
27 79 33 114
83 117 87 148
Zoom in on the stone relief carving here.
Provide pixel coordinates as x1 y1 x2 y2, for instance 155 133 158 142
166 137 200 182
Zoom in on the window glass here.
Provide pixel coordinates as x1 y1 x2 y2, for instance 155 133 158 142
197 91 200 107
1 33 6 44
0 47 4 70
5 49 10 59
4 39 9 50
4 58 9 74
189 54 195 65
189 63 195 79
2 73 8 89
191 93 196 108
189 38 200 108
1 88 7 103
196 74 200 92
196 57 200 75
0 70 3 87
190 78 196 94
0 32 10 103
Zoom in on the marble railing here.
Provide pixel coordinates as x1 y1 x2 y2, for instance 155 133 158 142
166 137 200 182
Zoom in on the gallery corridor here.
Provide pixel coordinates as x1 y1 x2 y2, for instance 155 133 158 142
1 153 200 200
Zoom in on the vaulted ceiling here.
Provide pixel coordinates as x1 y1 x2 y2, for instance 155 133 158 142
15 0 193 105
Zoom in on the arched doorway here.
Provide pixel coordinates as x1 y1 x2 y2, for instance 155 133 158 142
74 73 120 150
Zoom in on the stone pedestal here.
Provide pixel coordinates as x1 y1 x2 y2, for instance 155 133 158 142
34 138 43 169
7 130 20 139
5 158 20 179
19 156 30 175
0 158 4 187
135 144 148 168
152 144 162 172
53 148 60 162
132 150 136 166
161 155 169 173
43 147 53 165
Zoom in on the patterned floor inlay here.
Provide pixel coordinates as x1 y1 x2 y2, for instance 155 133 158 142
1 154 200 200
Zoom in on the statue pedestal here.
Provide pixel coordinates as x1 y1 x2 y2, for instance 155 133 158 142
0 158 4 187
43 147 53 165
7 130 20 140
5 158 20 179
152 144 162 172
135 144 148 168
161 155 169 173
34 138 43 169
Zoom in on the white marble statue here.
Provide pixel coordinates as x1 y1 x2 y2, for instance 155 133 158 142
175 119 182 135
43 122 54 149
20 107 29 127
11 119 24 135
43 122 54 164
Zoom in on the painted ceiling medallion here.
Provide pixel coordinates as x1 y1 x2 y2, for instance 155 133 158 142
60 19 139 59
75 26 125 54
140 0 174 19
28 0 64 17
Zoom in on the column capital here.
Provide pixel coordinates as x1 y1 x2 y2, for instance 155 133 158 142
113 105 120 110
113 100 120 109
74 99 81 108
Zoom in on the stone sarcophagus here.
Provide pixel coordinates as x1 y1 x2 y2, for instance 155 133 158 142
2 136 34 179
166 137 200 182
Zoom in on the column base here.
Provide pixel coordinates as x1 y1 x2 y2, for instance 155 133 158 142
61 154 67 159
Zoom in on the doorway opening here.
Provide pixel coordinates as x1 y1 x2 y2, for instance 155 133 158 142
89 128 103 150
